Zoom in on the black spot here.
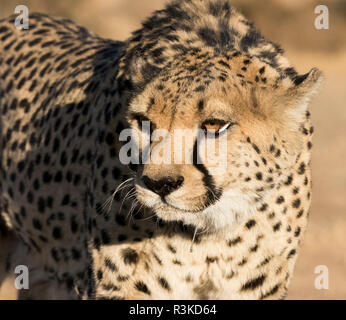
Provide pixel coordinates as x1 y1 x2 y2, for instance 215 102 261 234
260 284 281 299
240 30 262 52
28 38 42 46
37 197 45 213
304 176 309 185
32 218 42 230
42 171 52 184
292 199 301 208
115 214 126 226
297 210 304 218
205 256 218 263
101 229 111 245
56 60 68 72
298 162 306 175
294 227 301 237
252 144 260 154
70 216 78 233
102 283 120 292
218 60 231 69
250 245 258 252
112 167 121 180
0 26 9 34
245 219 256 229
117 275 129 282
273 222 281 232
228 236 241 247
135 281 151 295
292 187 299 195
167 244 177 254
276 196 285 204
194 85 205 92
71 248 81 261
54 171 63 182
27 191 34 204
52 227 62 239
61 194 70 206
153 253 163 265
238 258 247 266
17 160 25 172
198 27 217 46
241 274 266 291
122 248 139 265
287 249 296 259
259 203 268 211
284 175 293 185
158 277 171 291
104 257 117 272
97 270 103 281
255 172 263 180
51 248 60 262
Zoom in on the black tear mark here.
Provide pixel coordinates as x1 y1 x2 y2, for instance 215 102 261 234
192 137 223 207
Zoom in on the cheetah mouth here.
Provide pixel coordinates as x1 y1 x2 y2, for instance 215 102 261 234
134 181 223 219
160 199 209 214
137 191 221 216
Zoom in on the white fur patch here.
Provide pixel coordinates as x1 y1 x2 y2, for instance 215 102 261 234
135 184 260 233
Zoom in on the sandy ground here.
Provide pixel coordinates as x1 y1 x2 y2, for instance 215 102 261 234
0 0 345 300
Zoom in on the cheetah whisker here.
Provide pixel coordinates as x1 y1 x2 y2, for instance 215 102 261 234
127 199 140 224
136 213 156 222
190 227 198 253
101 178 134 214
119 187 136 213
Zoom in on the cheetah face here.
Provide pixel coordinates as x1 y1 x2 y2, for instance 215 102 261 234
123 51 322 232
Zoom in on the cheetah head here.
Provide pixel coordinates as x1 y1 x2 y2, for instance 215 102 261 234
115 0 323 232
120 49 322 233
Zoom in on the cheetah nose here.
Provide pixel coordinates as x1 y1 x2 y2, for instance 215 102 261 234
142 175 184 197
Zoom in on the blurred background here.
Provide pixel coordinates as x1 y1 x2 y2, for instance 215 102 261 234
0 0 345 300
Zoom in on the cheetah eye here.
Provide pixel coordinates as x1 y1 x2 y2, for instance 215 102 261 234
202 119 232 135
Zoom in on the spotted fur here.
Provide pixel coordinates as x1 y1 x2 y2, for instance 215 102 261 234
0 0 322 300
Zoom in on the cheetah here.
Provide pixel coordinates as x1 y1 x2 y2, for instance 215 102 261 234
0 0 322 299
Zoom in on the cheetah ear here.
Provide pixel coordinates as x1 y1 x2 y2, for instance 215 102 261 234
283 68 323 122
290 68 323 99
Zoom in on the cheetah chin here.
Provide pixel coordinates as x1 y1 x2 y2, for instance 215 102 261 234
135 182 260 232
